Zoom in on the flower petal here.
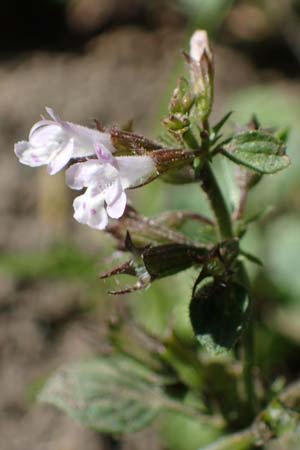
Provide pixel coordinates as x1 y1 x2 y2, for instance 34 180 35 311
66 160 106 190
47 138 74 175
68 123 114 158
106 191 127 219
95 143 115 164
29 123 63 147
14 141 52 167
116 156 156 189
29 120 57 139
73 188 108 230
104 178 127 219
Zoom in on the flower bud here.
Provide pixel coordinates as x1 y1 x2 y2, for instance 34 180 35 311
187 30 214 120
163 113 190 131
169 77 194 115
190 30 212 64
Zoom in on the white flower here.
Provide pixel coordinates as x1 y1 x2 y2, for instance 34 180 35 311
189 30 211 63
66 145 156 230
14 107 115 175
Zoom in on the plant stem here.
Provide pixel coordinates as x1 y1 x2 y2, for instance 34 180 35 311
199 160 256 420
200 162 233 240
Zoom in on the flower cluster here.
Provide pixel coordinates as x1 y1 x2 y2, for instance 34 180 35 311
15 108 156 230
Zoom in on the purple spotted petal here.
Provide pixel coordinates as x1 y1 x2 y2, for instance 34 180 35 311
73 188 108 230
14 141 52 167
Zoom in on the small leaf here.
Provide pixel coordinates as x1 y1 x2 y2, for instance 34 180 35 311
169 77 194 114
39 355 174 434
190 281 250 354
240 250 263 267
212 111 233 135
222 131 290 174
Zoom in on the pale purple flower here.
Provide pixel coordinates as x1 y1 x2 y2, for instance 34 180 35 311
14 107 115 175
66 147 156 230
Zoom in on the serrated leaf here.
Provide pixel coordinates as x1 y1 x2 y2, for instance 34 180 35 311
190 281 250 354
222 131 290 174
39 355 175 434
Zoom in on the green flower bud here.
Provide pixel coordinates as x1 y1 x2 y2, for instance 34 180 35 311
169 77 194 114
163 113 190 131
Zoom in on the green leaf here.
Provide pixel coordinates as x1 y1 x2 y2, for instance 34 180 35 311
222 131 290 174
212 111 233 135
189 281 250 354
39 354 174 434
240 250 263 267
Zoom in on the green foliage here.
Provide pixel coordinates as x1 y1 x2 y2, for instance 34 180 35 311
39 354 176 434
190 281 250 354
222 131 290 174
0 243 98 280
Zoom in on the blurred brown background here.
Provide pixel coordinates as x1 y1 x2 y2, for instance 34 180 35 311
1 1 300 449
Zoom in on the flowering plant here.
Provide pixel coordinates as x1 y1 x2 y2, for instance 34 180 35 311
15 30 299 450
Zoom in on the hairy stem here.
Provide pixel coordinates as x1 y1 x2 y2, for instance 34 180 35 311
200 162 233 240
